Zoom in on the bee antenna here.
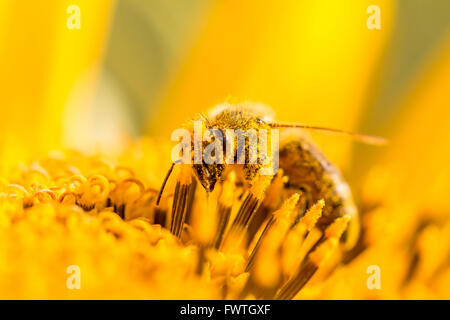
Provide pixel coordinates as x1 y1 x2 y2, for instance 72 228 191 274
156 162 176 206
269 122 388 146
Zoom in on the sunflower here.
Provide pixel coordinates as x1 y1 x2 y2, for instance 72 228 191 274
0 141 344 299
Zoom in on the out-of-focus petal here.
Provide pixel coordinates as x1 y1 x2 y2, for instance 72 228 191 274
0 0 116 173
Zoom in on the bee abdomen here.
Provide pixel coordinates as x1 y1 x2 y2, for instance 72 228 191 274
279 137 357 226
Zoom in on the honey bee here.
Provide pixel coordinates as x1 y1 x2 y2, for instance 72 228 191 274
156 102 386 249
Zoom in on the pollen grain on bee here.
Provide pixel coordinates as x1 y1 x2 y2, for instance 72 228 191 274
170 121 279 175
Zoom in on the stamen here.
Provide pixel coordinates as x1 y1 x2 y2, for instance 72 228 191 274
227 175 271 238
275 214 350 299
281 201 324 278
243 194 300 298
246 170 285 244
170 165 193 238
213 172 236 249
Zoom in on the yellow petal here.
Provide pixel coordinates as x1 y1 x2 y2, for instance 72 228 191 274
0 0 116 173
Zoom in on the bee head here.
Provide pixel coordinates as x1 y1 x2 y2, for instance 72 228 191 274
193 162 225 192
187 114 227 192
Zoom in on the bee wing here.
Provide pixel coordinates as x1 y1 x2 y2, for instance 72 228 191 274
269 122 388 146
208 102 276 123
246 102 276 122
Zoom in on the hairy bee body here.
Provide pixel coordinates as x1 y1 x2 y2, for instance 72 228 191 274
195 105 272 187
206 104 359 245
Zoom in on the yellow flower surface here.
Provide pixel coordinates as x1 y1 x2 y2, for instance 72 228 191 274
0 142 352 299
0 130 448 299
